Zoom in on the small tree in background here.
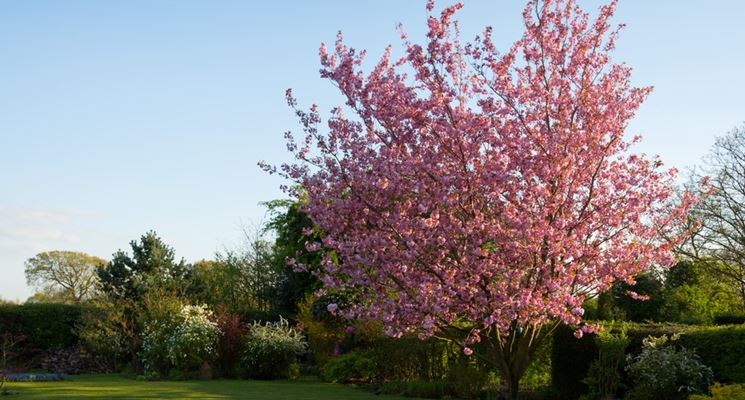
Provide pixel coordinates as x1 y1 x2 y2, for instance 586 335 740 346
25 251 105 303
264 0 698 397
681 125 745 308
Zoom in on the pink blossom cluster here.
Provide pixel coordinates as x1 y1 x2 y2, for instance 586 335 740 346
262 0 696 343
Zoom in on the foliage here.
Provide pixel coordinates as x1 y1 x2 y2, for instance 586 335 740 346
0 303 85 353
681 125 745 307
240 317 307 379
598 272 665 322
98 231 188 302
264 199 322 317
264 0 695 397
141 303 220 377
212 308 247 377
323 352 376 383
141 298 183 377
96 231 191 372
678 325 745 383
660 261 742 325
166 305 221 372
689 383 745 400
24 251 105 304
580 325 630 400
75 302 127 371
713 313 745 325
624 335 712 400
445 357 490 400
188 225 277 314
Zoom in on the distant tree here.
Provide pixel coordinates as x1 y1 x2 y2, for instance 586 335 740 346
98 231 188 301
682 125 745 307
96 231 188 372
264 199 321 317
659 260 741 324
597 271 664 322
24 251 105 303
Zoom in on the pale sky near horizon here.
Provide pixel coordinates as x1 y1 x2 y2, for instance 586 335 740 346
1 1 744 301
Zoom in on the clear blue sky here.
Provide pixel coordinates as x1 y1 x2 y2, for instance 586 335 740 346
1 1 743 300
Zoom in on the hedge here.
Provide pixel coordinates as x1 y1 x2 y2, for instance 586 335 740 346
0 303 87 351
551 322 745 399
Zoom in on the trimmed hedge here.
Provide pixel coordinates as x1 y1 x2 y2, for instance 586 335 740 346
0 303 87 351
713 313 745 326
550 324 598 400
679 325 745 383
551 323 745 399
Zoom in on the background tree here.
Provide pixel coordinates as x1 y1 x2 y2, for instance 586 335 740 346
682 125 745 308
188 226 276 315
24 251 105 303
98 231 188 302
96 231 189 372
264 199 321 317
264 0 696 397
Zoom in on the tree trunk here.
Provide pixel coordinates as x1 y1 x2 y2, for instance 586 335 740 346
489 323 552 400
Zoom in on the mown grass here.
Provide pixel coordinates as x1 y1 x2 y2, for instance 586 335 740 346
6 374 417 399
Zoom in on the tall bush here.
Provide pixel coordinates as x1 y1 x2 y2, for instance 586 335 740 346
624 335 712 400
240 317 307 379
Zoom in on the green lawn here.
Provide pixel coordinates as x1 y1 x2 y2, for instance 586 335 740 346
5 374 417 399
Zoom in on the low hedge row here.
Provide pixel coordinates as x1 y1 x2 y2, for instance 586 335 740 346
551 322 745 399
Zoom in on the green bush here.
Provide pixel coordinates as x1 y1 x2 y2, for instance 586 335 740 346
624 335 712 400
322 352 376 383
141 303 221 377
689 383 745 400
240 317 307 379
552 323 689 399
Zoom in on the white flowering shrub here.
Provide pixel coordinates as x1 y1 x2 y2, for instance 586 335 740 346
624 334 713 400
240 317 307 379
142 304 221 376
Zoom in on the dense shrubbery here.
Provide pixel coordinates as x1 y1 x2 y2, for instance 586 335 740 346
690 383 745 399
322 352 376 383
240 317 306 379
624 335 712 400
0 304 86 353
141 304 221 378
552 323 745 400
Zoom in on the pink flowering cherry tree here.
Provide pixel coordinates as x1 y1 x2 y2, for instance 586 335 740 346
262 0 696 397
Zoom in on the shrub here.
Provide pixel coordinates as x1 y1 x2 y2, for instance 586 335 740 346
166 305 221 372
580 325 630 400
240 317 307 379
213 309 246 377
689 383 745 400
322 351 376 383
141 303 221 377
624 335 712 400
445 357 490 400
